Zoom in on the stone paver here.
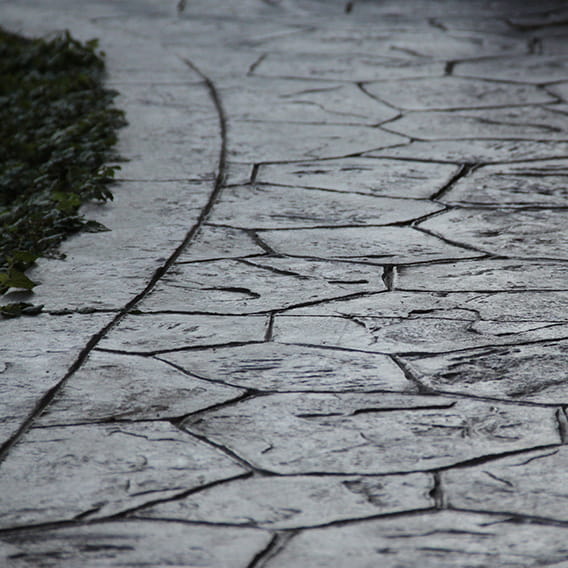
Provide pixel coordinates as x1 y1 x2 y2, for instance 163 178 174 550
2 0 568 566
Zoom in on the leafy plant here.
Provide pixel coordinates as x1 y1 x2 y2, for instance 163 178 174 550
0 27 126 314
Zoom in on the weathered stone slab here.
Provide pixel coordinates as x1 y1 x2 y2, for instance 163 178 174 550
0 422 246 529
548 81 568 101
265 511 568 567
0 520 270 568
370 139 568 163
256 157 460 199
0 313 112 446
98 314 268 353
208 184 442 229
420 208 568 259
138 258 385 314
273 315 568 355
227 120 407 163
139 472 433 529
259 227 480 264
387 106 568 140
252 52 445 82
401 339 568 403
36 351 244 426
159 342 412 392
443 159 568 206
397 259 568 291
364 76 553 110
178 225 265 262
285 290 568 322
221 78 398 125
445 446 568 521
183 393 559 474
456 55 568 83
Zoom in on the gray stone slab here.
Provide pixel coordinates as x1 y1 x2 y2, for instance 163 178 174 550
256 157 460 199
265 511 568 568
456 55 568 83
183 393 559 474
420 208 568 259
227 120 407 163
98 314 268 353
221 78 398 125
445 447 568 521
397 259 568 291
259 227 480 264
36 351 244 426
548 82 568 102
273 314 568 355
0 313 112 446
0 520 270 568
159 342 412 392
370 139 568 163
401 339 568 403
208 184 442 229
285 290 568 322
252 52 445 82
177 225 265 262
443 159 568 206
386 106 568 140
138 472 433 529
139 258 386 314
364 76 553 111
0 422 246 529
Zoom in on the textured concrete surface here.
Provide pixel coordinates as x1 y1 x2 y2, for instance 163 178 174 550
1 0 568 566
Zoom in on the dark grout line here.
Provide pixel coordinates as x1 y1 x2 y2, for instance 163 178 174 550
0 57 229 466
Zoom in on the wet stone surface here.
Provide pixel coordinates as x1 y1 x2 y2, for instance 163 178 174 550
183 393 559 474
158 342 412 392
256 157 460 199
4 0 568 565
0 521 270 568
0 422 246 529
137 472 434 529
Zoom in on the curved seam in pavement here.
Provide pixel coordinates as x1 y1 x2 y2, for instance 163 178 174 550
0 58 228 465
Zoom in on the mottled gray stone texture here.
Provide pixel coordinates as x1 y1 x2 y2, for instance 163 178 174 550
2 0 568 565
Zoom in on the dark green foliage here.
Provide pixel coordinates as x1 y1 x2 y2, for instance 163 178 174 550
0 27 126 305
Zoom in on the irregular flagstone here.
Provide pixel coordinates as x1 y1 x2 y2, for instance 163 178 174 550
401 339 568 403
285 290 568 322
183 393 559 474
98 314 268 353
445 446 568 520
264 511 568 568
443 159 568 206
259 227 479 264
159 342 413 392
221 78 398 125
0 520 270 568
256 157 460 199
456 55 568 83
0 422 246 529
208 184 442 229
363 76 553 111
227 120 407 163
35 351 244 426
252 52 445 82
0 313 113 447
419 208 568 259
177 225 265 262
138 258 386 314
397 259 568 291
370 139 568 163
272 314 568 354
386 106 568 140
137 472 434 529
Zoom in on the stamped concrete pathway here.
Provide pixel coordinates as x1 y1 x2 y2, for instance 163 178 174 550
2 0 568 566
